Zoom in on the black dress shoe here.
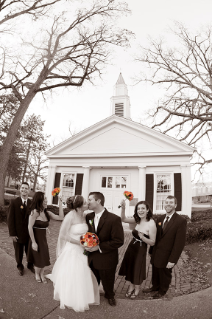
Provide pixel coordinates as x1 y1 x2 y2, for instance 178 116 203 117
18 269 24 276
143 287 159 293
108 298 116 306
27 266 35 274
152 292 166 299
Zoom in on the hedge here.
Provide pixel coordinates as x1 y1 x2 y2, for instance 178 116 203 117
0 205 8 223
190 209 212 222
186 219 212 244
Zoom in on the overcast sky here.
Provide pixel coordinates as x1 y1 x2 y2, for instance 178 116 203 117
26 0 212 147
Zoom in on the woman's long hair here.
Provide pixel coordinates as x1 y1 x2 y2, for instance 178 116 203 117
30 191 45 214
133 200 153 223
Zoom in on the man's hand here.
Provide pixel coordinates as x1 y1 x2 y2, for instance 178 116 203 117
32 242 38 251
166 262 175 269
11 236 18 242
84 245 100 252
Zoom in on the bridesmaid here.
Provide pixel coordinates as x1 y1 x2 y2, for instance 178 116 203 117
28 192 64 283
118 200 156 299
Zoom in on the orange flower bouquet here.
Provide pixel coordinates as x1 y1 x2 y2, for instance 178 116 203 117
52 187 60 197
80 232 99 255
118 191 134 208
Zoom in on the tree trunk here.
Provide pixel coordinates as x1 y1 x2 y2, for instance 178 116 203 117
22 139 32 183
7 175 10 187
0 171 6 205
33 159 41 191
33 174 38 192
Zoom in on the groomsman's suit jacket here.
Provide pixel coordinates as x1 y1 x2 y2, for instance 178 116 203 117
151 212 187 268
86 209 124 270
7 197 32 244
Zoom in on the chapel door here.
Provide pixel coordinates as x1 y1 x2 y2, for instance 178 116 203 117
100 175 130 216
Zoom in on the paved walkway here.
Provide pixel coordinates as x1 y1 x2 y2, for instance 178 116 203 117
0 220 209 301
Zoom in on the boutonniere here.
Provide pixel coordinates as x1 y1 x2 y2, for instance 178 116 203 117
89 219 94 226
20 205 24 209
158 222 162 226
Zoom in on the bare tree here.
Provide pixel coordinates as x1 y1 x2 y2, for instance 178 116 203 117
136 23 212 176
27 136 50 191
0 0 62 25
0 0 132 205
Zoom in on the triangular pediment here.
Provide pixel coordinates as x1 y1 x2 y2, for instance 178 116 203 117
46 116 194 157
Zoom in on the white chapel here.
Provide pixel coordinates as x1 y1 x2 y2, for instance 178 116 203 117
46 73 194 217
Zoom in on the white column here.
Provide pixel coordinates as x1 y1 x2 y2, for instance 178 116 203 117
82 166 90 199
45 165 57 204
138 166 146 201
181 164 192 218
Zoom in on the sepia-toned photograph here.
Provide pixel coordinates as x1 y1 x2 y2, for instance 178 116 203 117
0 1 212 318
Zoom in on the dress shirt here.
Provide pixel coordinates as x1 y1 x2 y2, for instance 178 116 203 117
163 211 174 227
94 209 104 254
21 198 28 206
94 209 104 232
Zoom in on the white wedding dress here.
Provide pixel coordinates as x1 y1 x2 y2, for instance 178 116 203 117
46 223 100 312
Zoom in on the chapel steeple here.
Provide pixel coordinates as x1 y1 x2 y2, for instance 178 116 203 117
110 73 131 119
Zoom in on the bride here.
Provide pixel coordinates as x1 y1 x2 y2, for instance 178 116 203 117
46 195 100 312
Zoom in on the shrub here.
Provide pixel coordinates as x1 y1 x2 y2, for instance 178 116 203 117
191 209 212 222
0 205 8 223
186 219 212 244
5 189 16 195
4 198 11 205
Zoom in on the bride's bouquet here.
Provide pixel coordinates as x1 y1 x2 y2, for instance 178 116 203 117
118 191 134 208
52 187 60 197
80 232 99 255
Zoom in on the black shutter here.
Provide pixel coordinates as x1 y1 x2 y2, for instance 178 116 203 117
145 174 154 211
174 173 182 211
53 173 61 204
75 174 84 195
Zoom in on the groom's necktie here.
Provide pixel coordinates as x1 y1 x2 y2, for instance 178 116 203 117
163 216 170 231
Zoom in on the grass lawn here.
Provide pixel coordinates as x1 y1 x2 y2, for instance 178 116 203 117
185 239 212 285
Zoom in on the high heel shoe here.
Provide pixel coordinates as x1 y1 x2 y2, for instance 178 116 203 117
130 290 139 299
35 276 42 283
125 289 134 298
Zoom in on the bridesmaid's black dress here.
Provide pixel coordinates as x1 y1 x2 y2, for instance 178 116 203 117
27 211 50 268
119 229 149 285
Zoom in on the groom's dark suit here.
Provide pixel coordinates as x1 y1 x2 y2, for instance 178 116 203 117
86 209 124 299
151 212 187 294
7 197 33 270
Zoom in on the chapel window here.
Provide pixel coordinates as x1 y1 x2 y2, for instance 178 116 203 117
101 176 127 189
156 174 172 211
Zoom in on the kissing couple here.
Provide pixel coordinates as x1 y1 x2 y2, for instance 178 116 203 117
46 191 124 312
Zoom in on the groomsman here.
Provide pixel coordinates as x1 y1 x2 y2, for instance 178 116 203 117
7 182 34 275
143 195 187 298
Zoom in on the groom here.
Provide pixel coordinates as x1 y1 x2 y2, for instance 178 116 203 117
85 192 124 306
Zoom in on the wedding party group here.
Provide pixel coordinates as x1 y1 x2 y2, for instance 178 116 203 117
7 181 187 313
